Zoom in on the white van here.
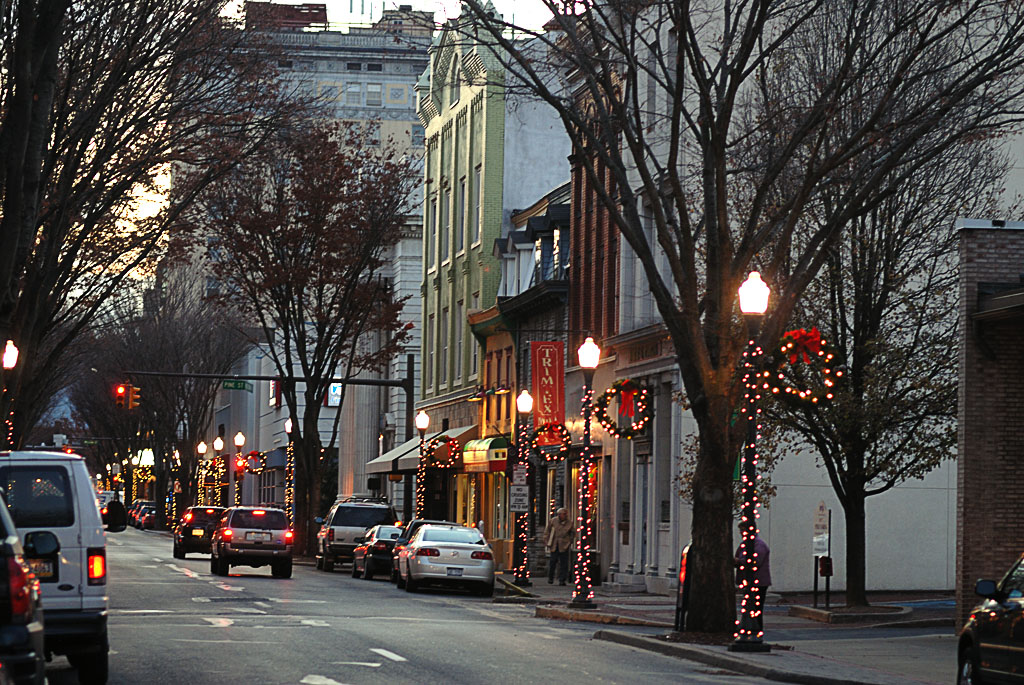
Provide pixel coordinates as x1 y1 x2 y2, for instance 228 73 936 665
0 450 127 684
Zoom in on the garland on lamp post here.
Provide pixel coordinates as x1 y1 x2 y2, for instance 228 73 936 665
424 435 459 468
529 422 571 461
594 378 651 439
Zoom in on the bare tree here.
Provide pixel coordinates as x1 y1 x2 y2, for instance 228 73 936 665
454 0 1024 631
182 120 418 554
0 0 299 445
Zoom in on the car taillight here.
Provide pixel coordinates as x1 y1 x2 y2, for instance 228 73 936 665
284 530 294 542
100 506 107 515
223 529 233 539
87 547 106 585
7 556 33 623
184 512 193 523
372 541 388 552
416 548 440 557
471 551 493 560
328 528 334 542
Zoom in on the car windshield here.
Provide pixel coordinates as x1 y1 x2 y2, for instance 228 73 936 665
421 528 484 544
231 510 287 530
331 506 394 529
0 465 76 528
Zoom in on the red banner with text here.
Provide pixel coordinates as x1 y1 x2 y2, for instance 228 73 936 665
531 341 565 446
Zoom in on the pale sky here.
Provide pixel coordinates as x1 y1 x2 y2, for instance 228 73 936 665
318 0 553 30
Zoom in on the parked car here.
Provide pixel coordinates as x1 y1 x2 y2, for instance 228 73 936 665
396 523 495 596
210 507 293 578
0 487 55 684
314 497 397 572
137 506 156 530
173 506 225 558
0 450 128 684
128 500 153 528
389 519 458 583
351 525 402 580
958 552 1024 684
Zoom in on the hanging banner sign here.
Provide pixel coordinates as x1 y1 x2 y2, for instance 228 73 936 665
531 342 565 446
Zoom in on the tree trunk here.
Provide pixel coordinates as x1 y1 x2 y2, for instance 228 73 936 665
843 490 868 607
685 402 737 633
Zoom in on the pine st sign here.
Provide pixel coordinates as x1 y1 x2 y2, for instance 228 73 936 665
531 342 565 446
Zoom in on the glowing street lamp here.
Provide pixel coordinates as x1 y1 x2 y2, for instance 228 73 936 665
513 390 534 586
569 337 600 609
414 411 430 518
730 271 771 653
2 341 17 370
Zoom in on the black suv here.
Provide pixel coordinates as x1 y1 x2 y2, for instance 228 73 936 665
315 498 397 572
173 506 225 558
210 507 293 578
958 552 1024 684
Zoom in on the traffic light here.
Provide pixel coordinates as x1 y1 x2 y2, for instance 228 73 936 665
234 456 246 482
115 384 127 408
128 385 141 410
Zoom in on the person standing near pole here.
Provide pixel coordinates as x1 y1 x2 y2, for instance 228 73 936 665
735 533 772 634
545 507 573 585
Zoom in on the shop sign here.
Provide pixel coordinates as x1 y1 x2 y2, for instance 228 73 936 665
531 341 565 445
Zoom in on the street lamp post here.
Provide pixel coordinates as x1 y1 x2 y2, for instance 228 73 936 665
2 339 18 448
569 337 600 609
213 436 225 507
730 271 771 653
514 389 534 586
233 432 245 506
196 442 208 505
414 411 429 519
284 418 294 526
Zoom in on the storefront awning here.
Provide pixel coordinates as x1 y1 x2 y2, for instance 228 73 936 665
366 425 478 474
463 437 510 473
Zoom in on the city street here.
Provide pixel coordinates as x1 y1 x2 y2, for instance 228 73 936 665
44 528 771 684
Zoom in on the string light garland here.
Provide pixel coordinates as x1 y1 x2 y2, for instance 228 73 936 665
594 378 651 439
285 442 295 526
513 419 531 585
424 435 459 468
767 328 843 404
572 385 597 605
529 422 571 460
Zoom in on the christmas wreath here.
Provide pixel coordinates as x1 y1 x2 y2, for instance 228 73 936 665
246 450 266 475
767 327 843 404
425 435 459 468
595 378 651 439
529 422 571 461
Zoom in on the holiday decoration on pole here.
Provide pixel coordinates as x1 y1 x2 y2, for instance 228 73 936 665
594 378 651 439
569 336 600 610
424 435 459 468
414 411 429 519
529 422 571 459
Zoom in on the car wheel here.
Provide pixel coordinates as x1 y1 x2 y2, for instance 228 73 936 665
315 554 323 570
210 553 219 575
322 552 334 573
351 559 362 578
958 644 982 685
271 559 292 579
363 560 374 580
71 648 109 684
173 543 185 560
404 563 418 592
395 564 406 589
219 555 231 576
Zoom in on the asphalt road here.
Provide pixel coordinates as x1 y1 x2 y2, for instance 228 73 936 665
45 527 775 684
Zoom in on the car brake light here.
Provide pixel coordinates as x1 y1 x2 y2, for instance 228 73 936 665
416 548 440 557
284 530 294 542
372 541 387 552
7 556 33 623
87 547 106 585
223 529 233 538
205 509 215 514
100 506 107 515
328 529 334 542
184 512 193 523
253 510 265 516
471 551 493 560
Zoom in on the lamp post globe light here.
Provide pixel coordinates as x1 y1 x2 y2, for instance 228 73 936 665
730 271 771 653
233 432 245 506
414 411 429 518
513 390 534 586
569 337 600 609
2 340 17 370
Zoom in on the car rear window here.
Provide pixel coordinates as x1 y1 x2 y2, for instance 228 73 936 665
231 509 287 530
188 508 223 524
331 505 395 529
421 528 484 544
375 525 402 540
0 465 75 528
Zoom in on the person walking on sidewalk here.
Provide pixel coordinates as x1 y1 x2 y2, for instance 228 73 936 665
735 534 772 633
545 507 573 585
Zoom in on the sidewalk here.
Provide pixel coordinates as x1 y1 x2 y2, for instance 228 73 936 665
496 575 956 685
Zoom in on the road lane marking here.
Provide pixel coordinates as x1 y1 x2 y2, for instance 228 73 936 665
254 601 271 608
369 648 406 662
301 619 330 627
299 677 346 685
211 582 242 591
203 618 235 627
231 607 266 614
173 638 277 644
167 564 199 578
267 598 327 604
116 610 173 614
331 662 381 668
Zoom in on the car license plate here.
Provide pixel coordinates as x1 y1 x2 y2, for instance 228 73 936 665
446 567 463 577
191 529 204 537
246 532 270 541
27 558 54 579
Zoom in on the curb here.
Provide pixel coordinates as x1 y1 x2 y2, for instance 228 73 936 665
592 630 888 685
788 605 911 624
536 605 673 628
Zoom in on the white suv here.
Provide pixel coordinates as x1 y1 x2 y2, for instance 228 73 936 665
315 497 397 572
0 450 127 684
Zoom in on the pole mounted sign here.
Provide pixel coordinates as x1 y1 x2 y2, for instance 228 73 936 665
812 500 829 556
530 342 564 446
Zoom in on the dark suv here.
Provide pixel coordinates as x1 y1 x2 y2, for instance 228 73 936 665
315 498 397 572
210 507 293 578
173 506 225 558
958 552 1024 684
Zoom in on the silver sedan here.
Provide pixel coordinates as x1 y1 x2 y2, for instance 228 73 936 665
397 524 495 596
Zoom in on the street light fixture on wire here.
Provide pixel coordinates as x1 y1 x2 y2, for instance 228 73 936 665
569 337 600 610
730 271 771 653
513 389 533 586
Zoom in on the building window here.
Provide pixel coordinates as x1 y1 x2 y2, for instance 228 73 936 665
347 62 362 70
345 83 361 105
454 300 464 382
427 198 436 268
470 292 480 374
455 179 466 253
426 314 434 388
411 124 424 147
440 308 449 381
472 166 482 243
449 56 460 106
440 189 450 261
366 83 382 107
367 63 383 71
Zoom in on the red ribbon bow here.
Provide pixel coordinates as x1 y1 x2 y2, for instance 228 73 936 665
618 390 636 418
784 327 823 364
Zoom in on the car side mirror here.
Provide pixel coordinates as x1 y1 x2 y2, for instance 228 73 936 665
976 578 1000 599
314 517 324 525
23 530 60 557
104 500 128 532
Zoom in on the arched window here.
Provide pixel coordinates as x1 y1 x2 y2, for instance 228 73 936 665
449 55 460 106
